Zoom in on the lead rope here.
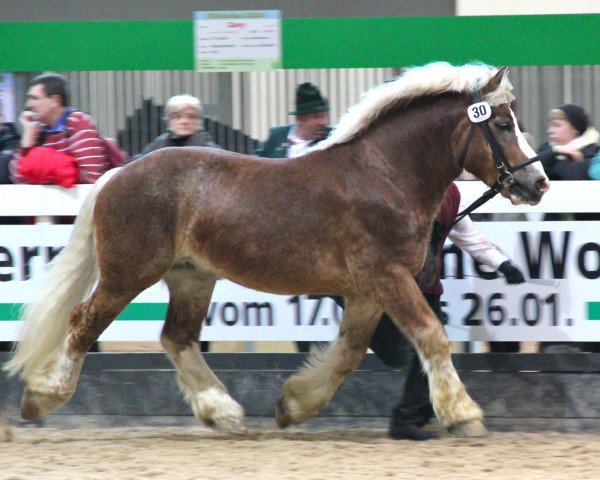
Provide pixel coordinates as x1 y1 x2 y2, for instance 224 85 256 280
452 187 498 226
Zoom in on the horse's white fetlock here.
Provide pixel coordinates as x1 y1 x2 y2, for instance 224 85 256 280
189 387 246 434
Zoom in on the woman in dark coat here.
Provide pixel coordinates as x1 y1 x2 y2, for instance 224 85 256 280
537 103 599 181
130 94 219 162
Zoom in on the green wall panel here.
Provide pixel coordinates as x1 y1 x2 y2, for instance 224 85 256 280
0 15 598 71
283 15 600 68
0 20 193 71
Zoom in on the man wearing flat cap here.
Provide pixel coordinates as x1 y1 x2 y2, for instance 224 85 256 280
255 82 332 158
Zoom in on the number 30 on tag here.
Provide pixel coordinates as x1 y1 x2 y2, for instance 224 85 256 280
468 102 492 123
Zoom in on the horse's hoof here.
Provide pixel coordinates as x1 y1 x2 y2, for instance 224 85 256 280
211 417 248 435
275 397 291 428
20 387 71 421
20 389 44 421
448 419 488 438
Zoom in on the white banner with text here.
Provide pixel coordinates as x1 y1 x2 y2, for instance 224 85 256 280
0 222 598 341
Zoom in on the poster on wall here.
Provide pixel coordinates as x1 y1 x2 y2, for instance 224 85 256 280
0 73 16 121
194 10 282 72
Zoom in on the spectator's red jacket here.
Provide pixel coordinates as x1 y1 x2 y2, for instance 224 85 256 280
10 108 108 186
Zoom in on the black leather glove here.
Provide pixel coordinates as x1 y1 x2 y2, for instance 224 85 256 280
497 260 525 284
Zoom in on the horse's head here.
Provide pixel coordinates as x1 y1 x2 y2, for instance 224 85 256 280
461 68 550 205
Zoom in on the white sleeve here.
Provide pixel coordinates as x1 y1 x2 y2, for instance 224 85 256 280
447 215 509 270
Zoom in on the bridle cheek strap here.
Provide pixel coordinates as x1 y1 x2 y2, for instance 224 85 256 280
470 90 513 189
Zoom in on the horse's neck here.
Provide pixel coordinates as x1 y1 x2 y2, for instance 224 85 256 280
359 97 465 209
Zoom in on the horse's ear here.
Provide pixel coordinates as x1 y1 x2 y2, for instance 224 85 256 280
481 67 509 95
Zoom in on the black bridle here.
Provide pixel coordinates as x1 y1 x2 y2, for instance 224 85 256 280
453 90 541 225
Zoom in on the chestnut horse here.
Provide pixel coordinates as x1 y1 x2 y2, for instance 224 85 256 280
5 62 548 436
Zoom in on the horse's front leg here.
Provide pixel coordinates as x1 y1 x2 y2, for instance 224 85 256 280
276 298 382 427
378 266 486 437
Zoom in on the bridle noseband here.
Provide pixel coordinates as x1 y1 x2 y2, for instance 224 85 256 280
453 89 542 225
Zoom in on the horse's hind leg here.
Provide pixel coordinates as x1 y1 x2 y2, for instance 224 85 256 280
378 267 486 437
276 298 382 427
160 263 245 433
21 284 138 420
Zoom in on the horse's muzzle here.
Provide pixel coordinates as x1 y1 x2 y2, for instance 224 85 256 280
508 174 550 205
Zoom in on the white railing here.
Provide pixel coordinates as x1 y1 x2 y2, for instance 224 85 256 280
1 181 598 216
455 181 599 214
0 184 93 217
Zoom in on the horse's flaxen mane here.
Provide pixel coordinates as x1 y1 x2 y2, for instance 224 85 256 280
314 62 514 150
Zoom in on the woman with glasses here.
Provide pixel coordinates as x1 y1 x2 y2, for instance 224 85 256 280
130 94 219 161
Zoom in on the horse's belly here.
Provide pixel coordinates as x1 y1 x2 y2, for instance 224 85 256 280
184 236 344 296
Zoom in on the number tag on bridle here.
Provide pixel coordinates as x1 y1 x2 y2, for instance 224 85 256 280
467 102 492 123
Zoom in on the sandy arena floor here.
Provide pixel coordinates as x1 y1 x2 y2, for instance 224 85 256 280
1 422 599 480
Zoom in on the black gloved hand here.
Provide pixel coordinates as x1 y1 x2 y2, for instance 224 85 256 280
498 260 525 284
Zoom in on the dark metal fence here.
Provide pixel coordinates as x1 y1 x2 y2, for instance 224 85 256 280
3 352 600 431
117 99 259 157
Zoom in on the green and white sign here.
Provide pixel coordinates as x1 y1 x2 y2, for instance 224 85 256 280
194 10 281 72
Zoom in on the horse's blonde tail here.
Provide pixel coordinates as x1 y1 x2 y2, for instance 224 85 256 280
3 168 122 380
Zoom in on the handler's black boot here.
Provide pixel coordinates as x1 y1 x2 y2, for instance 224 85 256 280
389 370 439 442
389 405 439 441
389 421 440 441
388 354 439 441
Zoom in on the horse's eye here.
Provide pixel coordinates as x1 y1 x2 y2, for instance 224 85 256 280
496 122 512 131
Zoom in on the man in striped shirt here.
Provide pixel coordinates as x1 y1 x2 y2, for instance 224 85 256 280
10 73 108 187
